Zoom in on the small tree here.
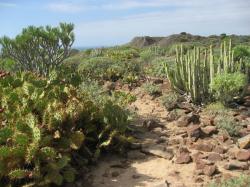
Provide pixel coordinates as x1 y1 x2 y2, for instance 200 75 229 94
0 23 74 76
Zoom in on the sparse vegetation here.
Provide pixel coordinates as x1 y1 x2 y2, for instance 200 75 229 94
209 175 250 187
142 82 161 96
215 115 243 136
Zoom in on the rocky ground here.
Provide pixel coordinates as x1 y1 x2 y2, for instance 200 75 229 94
82 80 250 187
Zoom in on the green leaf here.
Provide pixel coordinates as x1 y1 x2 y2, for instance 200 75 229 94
70 131 84 150
8 169 29 180
0 127 13 144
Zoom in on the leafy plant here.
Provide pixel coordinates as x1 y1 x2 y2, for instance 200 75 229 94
142 83 161 96
0 23 74 76
215 115 242 136
203 102 229 116
0 72 129 186
161 92 179 110
210 72 247 104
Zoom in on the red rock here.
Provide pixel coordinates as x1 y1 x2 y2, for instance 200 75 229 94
194 142 214 152
207 153 222 162
224 161 249 170
236 150 250 161
187 125 201 141
213 146 226 154
195 159 207 170
203 165 217 176
175 147 192 164
192 152 206 162
239 129 250 138
201 126 217 135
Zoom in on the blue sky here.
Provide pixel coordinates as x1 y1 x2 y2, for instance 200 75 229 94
0 0 250 47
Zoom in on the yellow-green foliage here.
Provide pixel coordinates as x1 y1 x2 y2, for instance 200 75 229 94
0 72 129 186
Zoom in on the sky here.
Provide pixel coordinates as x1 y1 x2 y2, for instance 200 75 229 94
0 0 250 47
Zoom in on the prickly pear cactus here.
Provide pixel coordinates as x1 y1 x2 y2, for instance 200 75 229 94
0 71 129 186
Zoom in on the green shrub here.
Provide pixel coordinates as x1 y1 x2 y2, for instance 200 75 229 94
161 92 179 110
0 58 16 72
215 115 242 136
203 102 229 116
144 57 168 78
106 48 139 61
234 45 250 61
0 23 74 76
210 72 247 104
78 56 141 82
209 175 250 187
0 72 129 186
78 57 118 81
142 83 161 96
140 50 156 63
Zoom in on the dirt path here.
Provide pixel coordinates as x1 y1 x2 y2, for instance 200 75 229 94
83 85 250 187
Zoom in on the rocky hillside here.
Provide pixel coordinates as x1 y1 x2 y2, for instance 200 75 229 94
128 33 250 48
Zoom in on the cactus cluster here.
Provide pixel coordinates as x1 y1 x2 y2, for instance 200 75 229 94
165 40 247 103
0 72 129 186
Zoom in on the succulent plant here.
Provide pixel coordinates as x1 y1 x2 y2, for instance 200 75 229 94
165 40 247 103
0 71 129 186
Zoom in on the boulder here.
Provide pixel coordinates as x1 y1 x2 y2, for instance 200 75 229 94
207 153 222 162
213 146 226 154
238 134 250 149
203 165 217 176
201 126 217 136
175 147 192 164
194 142 214 152
177 113 200 127
187 125 201 141
236 150 250 161
224 161 249 170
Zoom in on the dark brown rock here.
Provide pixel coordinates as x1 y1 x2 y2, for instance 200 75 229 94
236 150 250 161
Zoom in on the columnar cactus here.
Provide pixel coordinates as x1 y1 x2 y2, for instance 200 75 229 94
165 40 246 103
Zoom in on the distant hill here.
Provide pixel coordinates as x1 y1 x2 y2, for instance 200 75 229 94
128 33 250 48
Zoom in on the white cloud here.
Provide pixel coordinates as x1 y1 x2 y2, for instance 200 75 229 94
0 2 16 7
74 0 250 46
